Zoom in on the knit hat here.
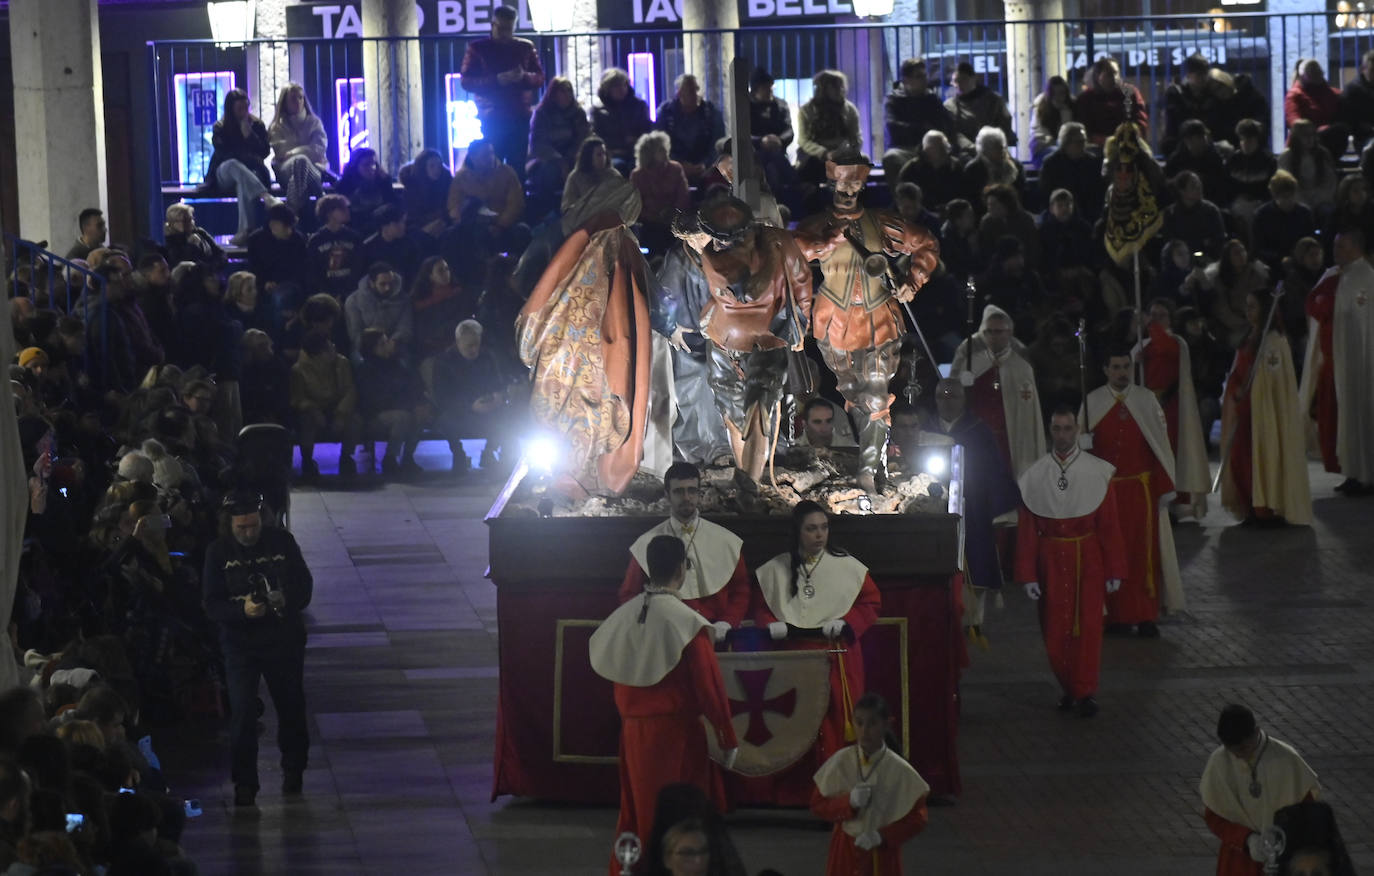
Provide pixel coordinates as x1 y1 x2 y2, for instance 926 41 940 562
18 347 48 368
116 450 154 484
141 438 184 491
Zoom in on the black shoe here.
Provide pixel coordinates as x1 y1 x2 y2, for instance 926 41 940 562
1336 477 1358 494
381 455 400 476
298 459 319 482
1077 697 1099 718
1104 623 1133 636
1137 621 1161 639
400 458 423 477
1057 695 1076 712
338 455 357 477
234 785 257 807
282 771 303 795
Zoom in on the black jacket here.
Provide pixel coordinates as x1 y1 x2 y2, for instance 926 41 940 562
750 96 794 148
204 118 272 194
1038 149 1107 221
592 94 653 162
1341 74 1374 142
884 85 953 151
202 526 312 648
247 229 309 290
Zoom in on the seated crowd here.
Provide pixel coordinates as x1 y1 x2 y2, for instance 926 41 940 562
10 17 1374 868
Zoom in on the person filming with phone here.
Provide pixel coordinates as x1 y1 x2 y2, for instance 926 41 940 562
202 491 313 808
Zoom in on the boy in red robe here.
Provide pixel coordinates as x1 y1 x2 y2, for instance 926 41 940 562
589 535 738 868
618 462 752 636
1200 704 1319 876
811 693 929 876
1016 407 1127 717
1082 347 1180 637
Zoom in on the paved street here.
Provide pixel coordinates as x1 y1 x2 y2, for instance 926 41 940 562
169 445 1374 874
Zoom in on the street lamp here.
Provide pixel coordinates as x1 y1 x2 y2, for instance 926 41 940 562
850 0 895 18
207 0 255 44
527 0 576 32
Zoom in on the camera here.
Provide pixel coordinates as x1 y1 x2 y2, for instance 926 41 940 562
247 572 284 617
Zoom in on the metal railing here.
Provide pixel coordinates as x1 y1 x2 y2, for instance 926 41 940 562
6 233 108 373
146 12 1374 191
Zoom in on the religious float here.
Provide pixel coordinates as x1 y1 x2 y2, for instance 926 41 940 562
487 451 968 806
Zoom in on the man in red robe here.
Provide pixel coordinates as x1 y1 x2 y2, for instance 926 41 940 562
618 462 752 636
589 535 738 865
1138 300 1211 518
1083 348 1181 638
1016 407 1126 717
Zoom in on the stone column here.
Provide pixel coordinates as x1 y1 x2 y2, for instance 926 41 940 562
10 0 107 249
362 0 424 175
1003 0 1066 160
563 0 601 111
1269 0 1327 153
251 0 293 126
682 0 738 121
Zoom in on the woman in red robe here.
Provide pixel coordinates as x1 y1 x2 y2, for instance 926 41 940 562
754 501 881 761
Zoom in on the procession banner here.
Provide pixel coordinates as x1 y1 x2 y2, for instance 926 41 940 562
705 650 831 777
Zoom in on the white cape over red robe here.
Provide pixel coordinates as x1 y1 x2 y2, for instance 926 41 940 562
1328 257 1374 482
1084 384 1186 615
1133 327 1211 506
949 305 1045 479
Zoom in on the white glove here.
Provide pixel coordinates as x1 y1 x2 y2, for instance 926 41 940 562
821 619 847 639
1106 578 1122 594
1078 432 1094 450
1246 832 1265 863
722 747 739 770
768 621 788 641
1023 581 1041 601
849 784 872 809
711 621 731 643
855 830 882 851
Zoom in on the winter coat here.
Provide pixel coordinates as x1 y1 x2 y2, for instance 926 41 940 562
268 111 329 176
289 348 356 414
343 273 414 353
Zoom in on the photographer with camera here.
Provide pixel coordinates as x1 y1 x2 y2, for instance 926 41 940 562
202 491 313 807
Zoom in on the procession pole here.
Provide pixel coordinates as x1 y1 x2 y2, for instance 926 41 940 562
1076 318 1090 438
1134 249 1144 386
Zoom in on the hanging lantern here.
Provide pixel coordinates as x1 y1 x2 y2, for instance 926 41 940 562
527 0 576 32
850 0 896 18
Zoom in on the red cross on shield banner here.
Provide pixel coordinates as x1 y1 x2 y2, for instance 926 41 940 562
703 651 831 777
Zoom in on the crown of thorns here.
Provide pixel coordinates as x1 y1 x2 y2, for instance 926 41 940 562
698 196 756 244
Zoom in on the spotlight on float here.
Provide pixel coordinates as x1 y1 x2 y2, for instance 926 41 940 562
524 434 561 476
923 453 947 477
483 433 564 522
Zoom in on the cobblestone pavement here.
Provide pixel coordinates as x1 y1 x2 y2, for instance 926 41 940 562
170 448 1374 874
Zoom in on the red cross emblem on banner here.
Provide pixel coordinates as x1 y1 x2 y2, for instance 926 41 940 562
729 668 798 746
